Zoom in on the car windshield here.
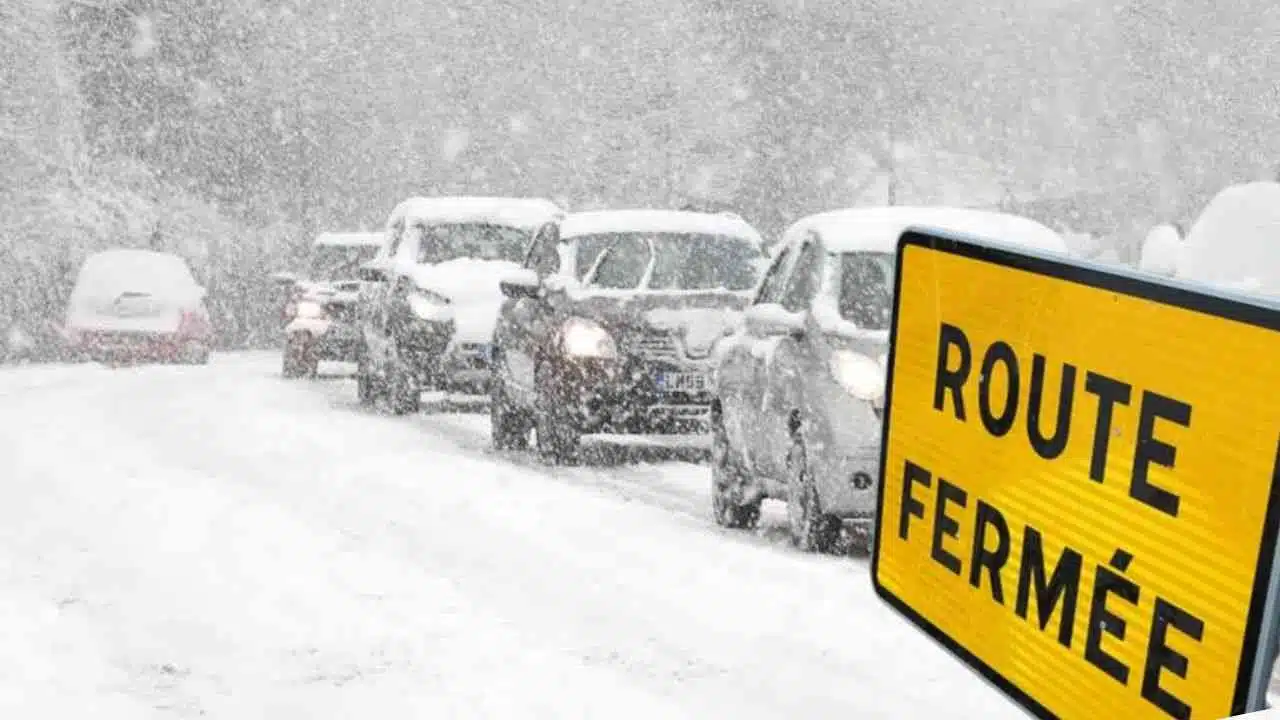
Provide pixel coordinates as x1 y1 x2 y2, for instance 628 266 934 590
838 251 895 330
573 235 614 280
308 245 379 281
415 223 530 264
582 232 762 291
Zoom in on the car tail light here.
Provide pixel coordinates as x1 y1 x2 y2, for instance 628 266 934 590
178 310 205 338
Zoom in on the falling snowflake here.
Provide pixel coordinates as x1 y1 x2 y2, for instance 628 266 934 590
508 114 530 135
440 128 471 163
131 15 157 59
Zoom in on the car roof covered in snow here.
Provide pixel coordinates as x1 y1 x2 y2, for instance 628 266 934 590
314 232 383 247
559 209 763 245
782 205 1068 255
1179 181 1280 295
388 196 562 231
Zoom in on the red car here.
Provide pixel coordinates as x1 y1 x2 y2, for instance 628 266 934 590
64 249 214 365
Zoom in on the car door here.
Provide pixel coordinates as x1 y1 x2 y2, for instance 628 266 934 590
752 235 822 478
495 222 561 404
721 240 798 476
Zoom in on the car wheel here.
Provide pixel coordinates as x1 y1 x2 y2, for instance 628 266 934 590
282 336 308 378
710 401 761 530
786 426 840 554
533 370 580 465
490 373 531 451
355 342 379 407
386 342 420 415
189 344 210 365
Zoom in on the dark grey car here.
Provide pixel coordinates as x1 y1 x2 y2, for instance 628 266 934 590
490 209 768 464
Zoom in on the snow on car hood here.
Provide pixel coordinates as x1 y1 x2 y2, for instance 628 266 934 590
407 258 522 343
643 306 743 358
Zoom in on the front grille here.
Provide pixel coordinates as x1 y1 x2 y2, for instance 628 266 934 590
625 330 679 362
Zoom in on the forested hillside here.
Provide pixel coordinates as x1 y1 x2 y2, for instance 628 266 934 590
3 0 1278 349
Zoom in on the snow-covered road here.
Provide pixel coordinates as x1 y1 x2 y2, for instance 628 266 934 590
0 352 1027 718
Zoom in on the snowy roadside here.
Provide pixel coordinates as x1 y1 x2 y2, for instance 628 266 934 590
0 353 1025 718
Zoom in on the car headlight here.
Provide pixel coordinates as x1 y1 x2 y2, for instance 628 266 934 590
295 300 326 320
407 290 453 322
561 317 618 359
830 349 885 401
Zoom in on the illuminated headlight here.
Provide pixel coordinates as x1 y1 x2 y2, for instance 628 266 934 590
561 317 618 359
830 349 885 402
295 300 326 320
407 290 453 322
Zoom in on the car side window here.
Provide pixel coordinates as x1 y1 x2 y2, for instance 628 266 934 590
589 236 651 289
779 240 820 312
754 244 794 305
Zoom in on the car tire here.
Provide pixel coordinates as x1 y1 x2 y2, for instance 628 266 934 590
490 373 531 451
386 342 420 416
282 336 312 378
710 400 761 530
533 368 580 465
786 426 840 554
355 342 378 407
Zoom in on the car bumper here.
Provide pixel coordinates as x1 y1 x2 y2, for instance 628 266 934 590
73 330 201 362
815 441 880 524
543 357 714 435
440 342 493 394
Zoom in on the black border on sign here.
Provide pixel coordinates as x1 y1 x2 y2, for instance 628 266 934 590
869 228 1280 720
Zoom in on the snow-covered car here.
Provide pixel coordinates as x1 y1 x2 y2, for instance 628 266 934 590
711 206 1069 552
1139 222 1183 277
355 196 563 413
1177 181 1280 297
275 232 382 378
489 209 768 464
64 248 213 365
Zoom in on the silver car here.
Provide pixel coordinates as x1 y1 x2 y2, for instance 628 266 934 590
710 206 1069 553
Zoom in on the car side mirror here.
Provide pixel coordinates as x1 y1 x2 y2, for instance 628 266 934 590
270 271 299 286
744 303 805 339
500 269 542 300
357 263 387 283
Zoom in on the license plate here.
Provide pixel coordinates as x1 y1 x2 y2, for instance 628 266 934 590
657 371 708 393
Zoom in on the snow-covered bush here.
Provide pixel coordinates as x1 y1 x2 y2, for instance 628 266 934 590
1138 223 1182 277
1178 181 1280 296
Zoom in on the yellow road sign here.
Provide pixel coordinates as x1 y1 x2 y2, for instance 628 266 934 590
872 230 1280 720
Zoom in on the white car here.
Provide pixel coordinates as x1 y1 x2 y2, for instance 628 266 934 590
64 248 213 365
355 196 564 413
711 206 1069 552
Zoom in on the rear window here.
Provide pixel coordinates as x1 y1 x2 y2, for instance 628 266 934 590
838 252 895 330
72 250 197 302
